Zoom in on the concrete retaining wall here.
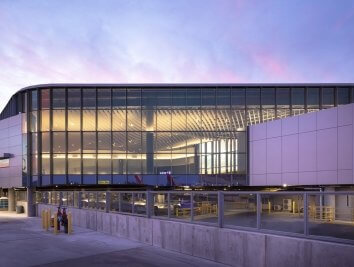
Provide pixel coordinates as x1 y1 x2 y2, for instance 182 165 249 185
37 204 354 267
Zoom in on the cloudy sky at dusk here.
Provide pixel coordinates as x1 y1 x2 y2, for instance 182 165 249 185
0 0 353 110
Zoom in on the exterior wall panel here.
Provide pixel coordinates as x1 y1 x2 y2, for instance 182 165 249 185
0 114 23 188
250 103 354 186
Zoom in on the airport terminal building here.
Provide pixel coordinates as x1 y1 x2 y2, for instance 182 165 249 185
0 84 354 215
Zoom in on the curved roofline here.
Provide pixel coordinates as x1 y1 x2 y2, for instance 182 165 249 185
16 82 354 94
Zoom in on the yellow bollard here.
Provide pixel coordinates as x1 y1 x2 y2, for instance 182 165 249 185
68 212 72 234
54 212 58 235
44 210 49 231
268 201 271 214
292 201 296 214
47 209 51 230
41 210 45 229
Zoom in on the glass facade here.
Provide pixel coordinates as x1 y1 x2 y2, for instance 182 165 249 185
12 85 353 187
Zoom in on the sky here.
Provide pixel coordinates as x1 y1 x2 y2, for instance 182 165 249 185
0 0 354 110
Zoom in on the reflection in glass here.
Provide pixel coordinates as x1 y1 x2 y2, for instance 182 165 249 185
97 110 111 131
292 88 305 108
83 89 96 109
41 154 50 175
83 132 96 153
112 154 126 174
113 132 126 153
156 110 170 131
127 110 141 131
127 89 141 107
68 110 81 131
53 154 66 174
68 154 81 174
31 155 38 175
112 88 126 107
261 88 275 108
171 110 186 131
98 132 111 153
41 132 50 153
52 89 65 109
41 110 50 131
276 88 290 108
112 109 126 131
68 132 81 153
337 88 350 105
83 154 96 174
97 88 111 108
187 110 201 131
30 111 38 132
216 88 230 107
31 90 38 110
246 88 260 107
98 154 111 174
68 88 81 109
202 88 215 107
172 89 186 107
322 87 334 108
186 89 201 106
128 132 142 153
41 89 50 109
31 133 38 154
231 88 245 108
127 155 141 174
52 110 66 131
142 110 156 131
53 132 66 153
307 88 319 108
82 110 96 131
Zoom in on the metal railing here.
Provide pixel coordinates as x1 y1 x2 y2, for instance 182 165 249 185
35 190 354 245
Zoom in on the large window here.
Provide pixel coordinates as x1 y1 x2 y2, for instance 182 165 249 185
68 132 81 153
307 87 319 108
98 88 111 108
31 86 267 186
52 110 66 131
83 89 96 109
83 154 96 174
82 110 96 131
68 88 81 109
98 132 111 153
53 132 66 153
41 110 50 131
53 154 66 174
68 154 81 174
41 89 50 109
52 89 65 109
97 110 111 131
68 110 81 131
83 132 96 153
322 87 335 108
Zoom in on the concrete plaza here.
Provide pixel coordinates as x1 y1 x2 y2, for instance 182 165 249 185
0 212 226 267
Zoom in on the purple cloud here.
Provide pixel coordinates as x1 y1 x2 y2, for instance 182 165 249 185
0 0 353 111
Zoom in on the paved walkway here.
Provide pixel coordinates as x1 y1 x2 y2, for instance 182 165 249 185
0 212 227 267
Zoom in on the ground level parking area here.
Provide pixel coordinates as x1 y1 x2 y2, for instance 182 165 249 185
0 212 226 267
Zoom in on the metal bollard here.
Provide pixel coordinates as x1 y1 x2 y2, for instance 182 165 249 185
44 210 49 231
68 212 72 234
47 209 51 230
54 213 58 235
268 201 271 214
41 210 45 229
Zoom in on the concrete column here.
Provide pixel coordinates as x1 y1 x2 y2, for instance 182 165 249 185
8 188 16 212
27 187 35 217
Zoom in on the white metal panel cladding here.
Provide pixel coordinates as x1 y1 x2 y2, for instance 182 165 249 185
250 103 354 186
